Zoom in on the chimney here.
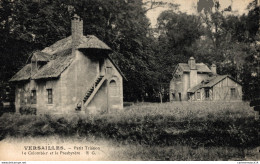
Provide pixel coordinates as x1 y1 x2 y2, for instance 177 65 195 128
188 57 198 88
211 64 217 75
71 14 83 47
188 57 196 70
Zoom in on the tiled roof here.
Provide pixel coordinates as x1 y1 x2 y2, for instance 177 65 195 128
42 35 111 55
187 75 240 93
10 49 74 81
187 83 204 93
9 64 32 81
9 35 122 81
31 51 51 62
31 49 74 80
78 35 111 50
203 75 228 87
178 63 212 73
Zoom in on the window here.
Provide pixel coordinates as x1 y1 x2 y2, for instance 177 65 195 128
178 93 182 101
231 88 236 98
99 58 104 74
205 89 209 99
109 80 118 97
172 93 175 99
197 91 201 100
107 67 113 75
47 89 53 104
31 90 37 104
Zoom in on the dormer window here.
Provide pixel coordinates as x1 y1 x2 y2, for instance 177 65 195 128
31 61 38 72
30 51 51 72
37 61 48 69
202 79 209 84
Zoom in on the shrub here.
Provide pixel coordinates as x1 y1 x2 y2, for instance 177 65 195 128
0 102 257 149
19 106 36 115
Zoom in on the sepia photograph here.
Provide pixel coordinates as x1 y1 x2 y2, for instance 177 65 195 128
0 0 259 162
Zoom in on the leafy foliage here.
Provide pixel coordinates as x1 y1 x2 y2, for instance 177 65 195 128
195 0 260 100
156 11 203 82
0 0 70 85
0 0 259 101
0 102 257 148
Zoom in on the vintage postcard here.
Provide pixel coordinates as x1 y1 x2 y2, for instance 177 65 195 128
0 0 259 162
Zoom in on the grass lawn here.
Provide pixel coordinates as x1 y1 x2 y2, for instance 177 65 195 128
0 136 258 161
0 101 259 160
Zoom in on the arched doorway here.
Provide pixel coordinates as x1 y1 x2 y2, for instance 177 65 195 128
109 80 118 97
108 79 120 112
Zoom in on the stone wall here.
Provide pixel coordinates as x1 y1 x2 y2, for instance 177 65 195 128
15 79 61 114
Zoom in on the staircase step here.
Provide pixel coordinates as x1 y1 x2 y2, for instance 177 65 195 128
78 75 105 109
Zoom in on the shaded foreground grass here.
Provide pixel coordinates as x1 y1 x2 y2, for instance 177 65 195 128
0 136 258 161
0 102 259 160
114 143 258 161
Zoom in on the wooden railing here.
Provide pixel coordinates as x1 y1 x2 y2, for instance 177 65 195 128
75 75 107 111
83 75 107 108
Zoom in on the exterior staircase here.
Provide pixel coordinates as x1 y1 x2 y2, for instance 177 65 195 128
76 75 106 111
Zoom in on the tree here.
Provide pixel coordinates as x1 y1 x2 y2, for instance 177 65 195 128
196 0 260 100
0 0 159 102
0 0 70 85
156 11 203 81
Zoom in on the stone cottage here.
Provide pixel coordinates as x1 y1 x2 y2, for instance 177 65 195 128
170 57 242 101
10 15 125 114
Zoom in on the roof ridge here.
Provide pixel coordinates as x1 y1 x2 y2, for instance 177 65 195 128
177 62 212 73
32 50 74 80
10 34 114 81
188 74 234 93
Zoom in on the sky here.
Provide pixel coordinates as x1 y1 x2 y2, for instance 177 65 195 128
145 0 253 27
